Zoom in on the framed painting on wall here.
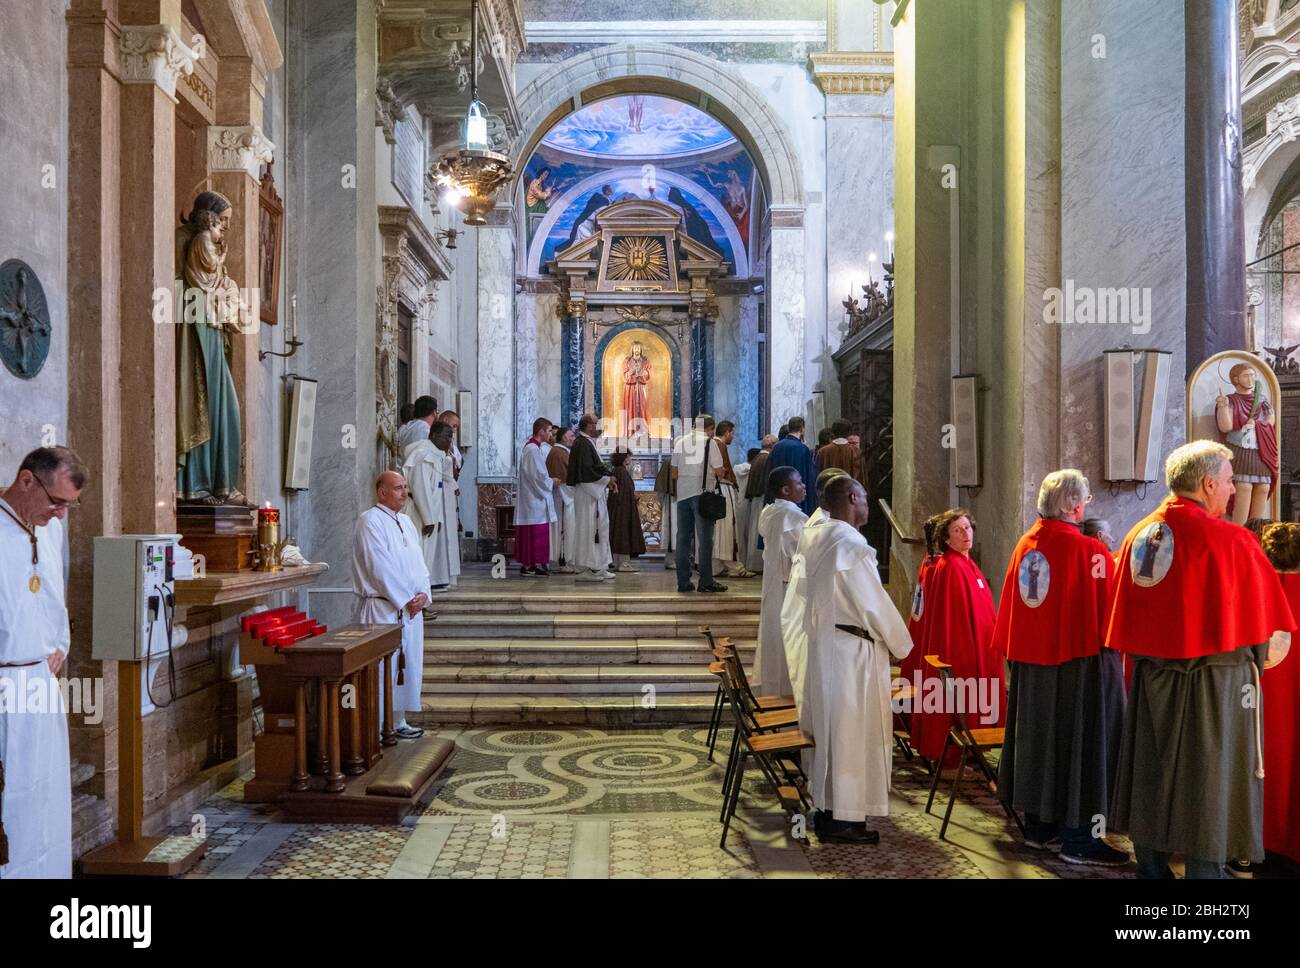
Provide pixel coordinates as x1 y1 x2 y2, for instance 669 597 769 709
258 163 284 326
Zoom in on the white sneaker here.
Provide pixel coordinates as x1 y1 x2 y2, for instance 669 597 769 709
575 570 604 582
598 570 617 579
616 562 639 573
558 564 577 574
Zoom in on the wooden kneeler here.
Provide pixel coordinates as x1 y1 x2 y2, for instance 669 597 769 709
921 656 1025 840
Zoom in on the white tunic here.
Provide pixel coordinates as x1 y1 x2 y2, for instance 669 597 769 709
549 445 576 565
755 500 807 697
435 446 462 584
571 434 611 572
396 418 431 452
793 518 912 821
780 509 830 710
714 479 742 562
0 503 72 879
351 506 430 715
401 439 452 586
516 439 556 527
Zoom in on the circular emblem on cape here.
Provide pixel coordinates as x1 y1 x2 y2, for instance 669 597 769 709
1130 522 1174 587
1017 550 1049 608
910 582 924 621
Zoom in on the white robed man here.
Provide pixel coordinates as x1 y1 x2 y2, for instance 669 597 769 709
791 474 912 844
566 413 616 582
396 395 437 452
0 446 87 878
430 420 462 588
781 467 851 704
547 426 577 573
515 417 558 576
739 434 776 573
710 421 755 578
352 471 430 740
401 416 454 598
754 466 807 697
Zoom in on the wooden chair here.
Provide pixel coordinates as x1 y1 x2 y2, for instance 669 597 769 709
921 655 1024 840
890 678 916 761
716 658 814 847
701 627 795 762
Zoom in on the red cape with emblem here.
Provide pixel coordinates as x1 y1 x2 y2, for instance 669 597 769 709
899 554 938 682
1264 571 1300 863
991 518 1116 666
908 549 1005 762
1106 495 1295 659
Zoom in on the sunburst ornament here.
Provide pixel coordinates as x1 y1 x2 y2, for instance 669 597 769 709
607 236 668 282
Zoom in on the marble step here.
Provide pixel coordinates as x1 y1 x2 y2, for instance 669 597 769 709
427 589 761 615
422 637 756 666
414 692 723 726
421 663 738 694
425 612 759 639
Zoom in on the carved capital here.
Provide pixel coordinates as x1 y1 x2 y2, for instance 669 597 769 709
208 124 275 179
376 76 404 145
119 24 196 99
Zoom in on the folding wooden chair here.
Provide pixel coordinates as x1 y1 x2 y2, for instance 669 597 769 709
921 655 1024 840
716 659 814 847
890 678 916 761
701 626 795 762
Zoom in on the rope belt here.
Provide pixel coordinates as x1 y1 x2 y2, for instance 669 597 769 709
0 659 42 668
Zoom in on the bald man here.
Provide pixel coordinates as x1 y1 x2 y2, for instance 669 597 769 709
352 471 430 740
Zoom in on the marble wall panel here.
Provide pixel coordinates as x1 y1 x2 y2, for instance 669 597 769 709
536 292 563 425
769 225 807 432
477 222 517 479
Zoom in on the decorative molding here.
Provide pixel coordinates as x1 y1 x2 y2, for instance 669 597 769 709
207 125 276 179
810 52 895 96
523 19 826 46
119 24 197 100
769 206 806 229
376 76 404 145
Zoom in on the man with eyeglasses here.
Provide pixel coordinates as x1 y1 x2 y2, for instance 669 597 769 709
0 445 88 878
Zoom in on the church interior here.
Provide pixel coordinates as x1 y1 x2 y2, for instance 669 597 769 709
1 0 1298 899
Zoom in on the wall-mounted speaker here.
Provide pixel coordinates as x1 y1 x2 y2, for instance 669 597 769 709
1104 351 1136 481
456 389 474 450
1104 349 1170 483
950 374 980 487
284 375 318 491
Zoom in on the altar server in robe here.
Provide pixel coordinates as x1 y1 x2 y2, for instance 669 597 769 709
754 467 807 696
438 409 465 546
815 420 865 484
1259 522 1300 866
567 413 615 582
547 427 577 573
401 417 450 599
733 448 757 573
608 451 646 572
741 435 776 572
1108 441 1295 879
908 507 1004 768
353 472 430 740
0 447 85 879
430 421 461 589
711 421 755 578
767 416 818 515
797 475 912 843
397 395 437 452
515 417 557 577
781 468 846 709
992 470 1128 866
654 459 676 567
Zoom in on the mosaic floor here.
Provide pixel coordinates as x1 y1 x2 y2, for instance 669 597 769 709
169 726 1148 879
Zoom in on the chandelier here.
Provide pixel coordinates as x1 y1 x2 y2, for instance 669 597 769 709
434 0 513 226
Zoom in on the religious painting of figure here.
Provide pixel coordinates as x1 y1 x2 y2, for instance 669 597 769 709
705 166 751 246
600 328 672 445
1130 522 1173 588
565 185 613 248
1187 350 1283 522
1017 549 1049 608
258 165 283 326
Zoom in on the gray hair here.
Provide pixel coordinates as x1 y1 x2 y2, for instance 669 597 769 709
19 446 88 489
1165 439 1232 495
760 433 778 450
1037 468 1090 519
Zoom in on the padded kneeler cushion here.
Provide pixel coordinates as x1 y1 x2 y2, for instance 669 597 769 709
366 739 455 798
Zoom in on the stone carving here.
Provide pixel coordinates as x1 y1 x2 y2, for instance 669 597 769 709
0 260 51 379
207 125 275 180
375 77 404 145
119 24 196 99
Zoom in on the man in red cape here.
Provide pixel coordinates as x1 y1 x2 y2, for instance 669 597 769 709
1259 523 1300 867
907 508 1004 768
991 470 1127 866
1107 440 1295 879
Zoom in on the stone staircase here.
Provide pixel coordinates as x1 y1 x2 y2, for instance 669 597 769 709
415 566 762 725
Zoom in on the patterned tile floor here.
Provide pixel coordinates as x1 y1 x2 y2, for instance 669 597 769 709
172 725 1156 879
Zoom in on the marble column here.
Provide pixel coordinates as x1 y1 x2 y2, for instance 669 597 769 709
1185 0 1246 369
476 206 516 480
560 306 585 431
768 217 807 431
689 313 713 416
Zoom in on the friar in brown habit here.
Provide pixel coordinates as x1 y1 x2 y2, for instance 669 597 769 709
608 450 646 572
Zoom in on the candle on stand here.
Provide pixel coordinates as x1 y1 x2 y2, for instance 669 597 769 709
257 502 281 572
868 252 878 285
885 231 894 264
290 293 298 342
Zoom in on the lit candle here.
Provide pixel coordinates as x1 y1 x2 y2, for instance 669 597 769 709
868 252 878 285
290 293 298 342
257 504 281 573
885 231 894 263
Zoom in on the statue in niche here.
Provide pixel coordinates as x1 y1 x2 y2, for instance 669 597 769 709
1215 361 1277 524
623 340 652 440
176 191 248 505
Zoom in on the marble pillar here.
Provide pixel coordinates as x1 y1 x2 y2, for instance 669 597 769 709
476 207 516 480
768 219 807 431
515 285 539 447
736 295 761 452
689 314 713 416
560 310 585 432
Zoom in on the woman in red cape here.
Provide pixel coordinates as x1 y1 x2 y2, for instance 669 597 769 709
908 508 1005 767
1260 523 1300 867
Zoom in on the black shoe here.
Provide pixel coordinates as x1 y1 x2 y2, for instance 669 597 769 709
819 825 880 845
393 725 424 739
534 566 551 576
519 566 533 577
1060 840 1130 867
697 583 728 593
1225 859 1254 879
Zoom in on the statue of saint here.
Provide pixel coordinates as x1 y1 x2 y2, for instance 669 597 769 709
1215 361 1277 523
176 191 247 505
622 340 652 440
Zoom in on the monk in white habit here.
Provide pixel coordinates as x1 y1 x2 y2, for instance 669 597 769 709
403 420 454 594
754 467 807 697
781 467 849 706
430 421 462 589
515 417 557 576
396 395 437 451
547 426 577 573
566 413 616 582
352 471 430 740
1 446 86 878
792 475 912 844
